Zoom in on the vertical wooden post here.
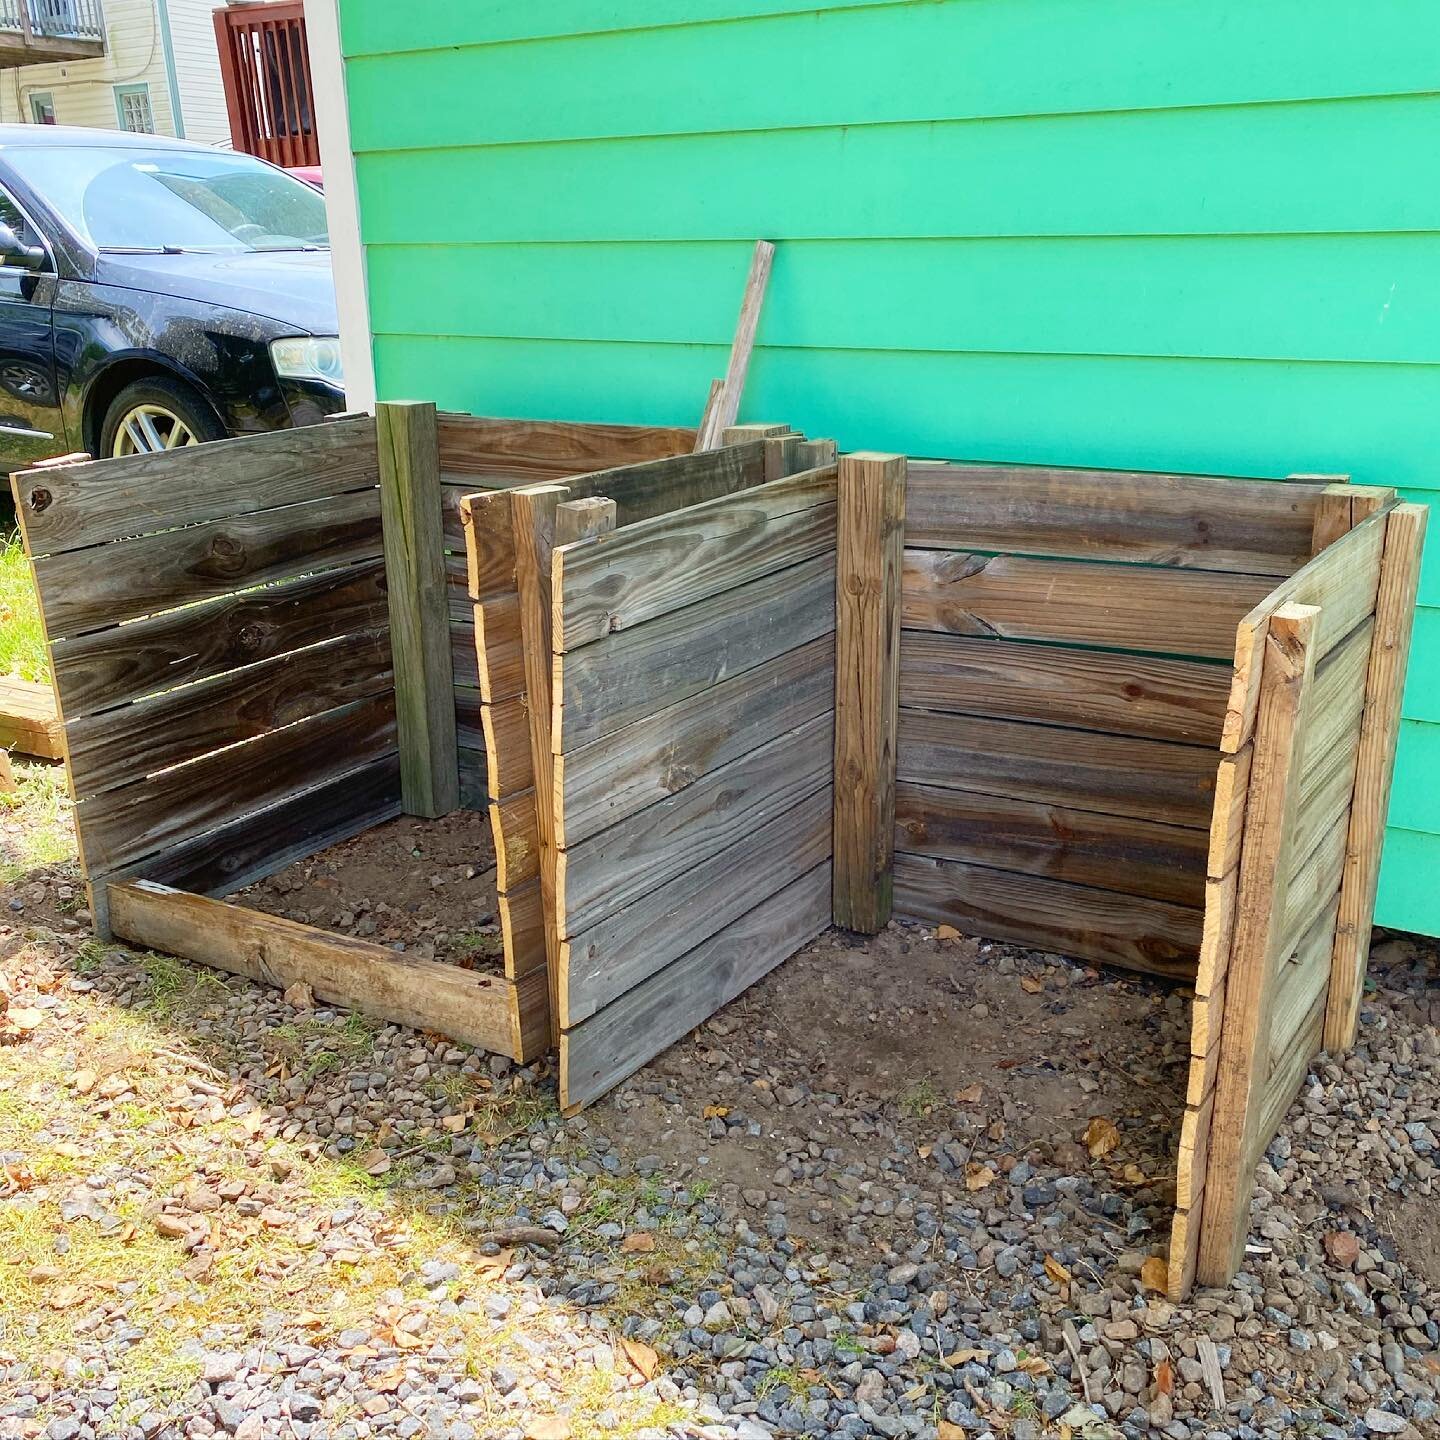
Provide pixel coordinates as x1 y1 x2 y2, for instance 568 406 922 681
1197 601 1319 1285
376 399 459 818
510 483 573 1046
1325 503 1428 1051
832 451 906 933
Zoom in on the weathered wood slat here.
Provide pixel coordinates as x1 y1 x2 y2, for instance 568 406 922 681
550 441 768 527
66 630 394 802
449 619 479 690
893 852 1202 977
554 634 833 849
1255 985 1327 1163
48 560 390 719
472 593 524 701
480 694 534 798
1221 511 1388 753
560 862 831 1112
1269 896 1341 1074
1281 809 1348 946
904 461 1325 575
76 695 397 879
109 880 531 1060
561 785 832 1026
460 490 517 600
902 549 1273 661
1327 504 1429 1050
899 633 1230 746
498 881 547 981
491 790 540 891
457 748 487 810
695 241 774 450
33 489 384 639
14 417 377 556
894 782 1207 908
436 414 693 478
554 553 836 752
556 715 832 938
0 676 63 759
553 466 837 650
898 708 1216 828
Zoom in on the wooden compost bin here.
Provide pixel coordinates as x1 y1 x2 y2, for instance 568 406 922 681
8 406 697 1063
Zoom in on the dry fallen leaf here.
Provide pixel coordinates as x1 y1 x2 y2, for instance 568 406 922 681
953 1083 983 1104
524 1420 571 1440
701 1104 730 1120
1020 975 1043 994
1043 1254 1072 1287
1083 1115 1121 1160
964 1162 995 1192
938 1422 966 1440
620 1337 659 1380
1140 1254 1170 1295
1154 1357 1174 1396
942 1348 987 1367
936 924 961 941
282 981 314 1010
440 1113 468 1133
1122 1162 1149 1186
1017 1354 1050 1376
359 1148 391 1176
621 1232 655 1254
1323 1229 1360 1267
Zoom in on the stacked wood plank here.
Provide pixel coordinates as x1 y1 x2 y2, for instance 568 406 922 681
0 676 63 759
543 448 839 1110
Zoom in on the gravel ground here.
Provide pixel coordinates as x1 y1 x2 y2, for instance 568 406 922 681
2 762 1439 1440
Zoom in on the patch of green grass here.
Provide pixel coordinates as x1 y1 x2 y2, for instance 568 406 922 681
0 757 76 882
129 948 228 1021
0 530 46 683
755 1365 806 1399
1010 1390 1041 1420
454 928 503 961
833 1330 866 1360
899 1077 940 1119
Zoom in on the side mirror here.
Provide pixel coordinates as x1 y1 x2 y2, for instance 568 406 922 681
0 222 44 271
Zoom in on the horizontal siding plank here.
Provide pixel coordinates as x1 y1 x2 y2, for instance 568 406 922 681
1376 827 1440 934
899 633 1230 745
901 549 1271 660
1386 719 1440 833
1401 607 1440 721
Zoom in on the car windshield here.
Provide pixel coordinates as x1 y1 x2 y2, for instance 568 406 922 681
0 145 328 252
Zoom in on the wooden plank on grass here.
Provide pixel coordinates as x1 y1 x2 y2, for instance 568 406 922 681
109 880 526 1059
894 852 1202 977
904 461 1326 575
377 400 459 817
0 676 62 759
1197 602 1319 1286
900 633 1230 746
436 414 693 478
1326 504 1429 1051
560 860 830 1111
560 785 832 1027
553 552 835 752
833 452 906 933
66 629 394 802
14 417 377 556
897 709 1216 828
894 782 1207 907
556 716 832 938
48 560 390 719
902 550 1273 661
1221 510 1389 753
553 466 837 650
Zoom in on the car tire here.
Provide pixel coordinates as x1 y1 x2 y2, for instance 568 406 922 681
100 376 226 458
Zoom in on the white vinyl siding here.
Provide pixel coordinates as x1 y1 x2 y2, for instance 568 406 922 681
164 0 230 145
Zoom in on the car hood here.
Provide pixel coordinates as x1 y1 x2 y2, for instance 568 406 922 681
92 248 338 335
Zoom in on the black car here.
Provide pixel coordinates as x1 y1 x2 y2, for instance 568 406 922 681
0 124 345 471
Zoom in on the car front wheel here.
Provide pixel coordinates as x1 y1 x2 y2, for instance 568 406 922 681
100 377 225 457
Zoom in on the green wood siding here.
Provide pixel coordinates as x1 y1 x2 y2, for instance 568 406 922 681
338 0 1440 935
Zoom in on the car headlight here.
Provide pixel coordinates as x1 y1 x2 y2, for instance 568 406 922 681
270 336 344 388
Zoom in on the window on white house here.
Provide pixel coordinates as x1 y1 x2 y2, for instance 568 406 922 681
113 84 154 134
29 93 56 125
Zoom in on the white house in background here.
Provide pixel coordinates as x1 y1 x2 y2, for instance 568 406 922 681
0 0 228 143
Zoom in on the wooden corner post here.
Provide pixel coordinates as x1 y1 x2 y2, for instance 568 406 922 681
1197 601 1319 1285
376 399 460 817
833 451 906 933
1325 502 1429 1050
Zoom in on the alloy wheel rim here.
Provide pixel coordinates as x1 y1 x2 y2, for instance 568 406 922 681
111 404 200 456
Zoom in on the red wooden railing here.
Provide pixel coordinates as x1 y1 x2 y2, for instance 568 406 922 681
214 0 318 169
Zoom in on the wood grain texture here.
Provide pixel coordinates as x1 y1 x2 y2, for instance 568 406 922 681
902 549 1272 660
695 240 774 450
556 716 832 938
480 694 534 798
498 880 547 981
472 592 524 701
833 452 906 932
900 632 1230 745
377 400 460 817
460 489 517 600
1270 895 1341 1075
894 852 1202 977
1221 510 1388 753
553 465 837 650
555 634 833 848
897 708 1216 828
894 782 1207 907
490 789 540 891
110 881 528 1059
0 677 62 759
554 496 617 548
450 619 480 689
436 413 692 478
905 460 1326 575
33 489 384 639
1197 603 1319 1287
552 439 768 524
14 417 378 557
1326 504 1429 1050
560 861 830 1112
66 630 394 802
49 560 391 720
554 552 835 751
560 785 832 1026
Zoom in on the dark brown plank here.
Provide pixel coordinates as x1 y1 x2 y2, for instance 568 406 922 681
902 549 1273 661
15 417 377 556
898 708 1216 828
904 461 1325 575
436 414 693 478
66 629 394 801
894 851 1202 977
899 632 1230 745
50 559 390 719
34 489 383 638
895 781 1207 907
